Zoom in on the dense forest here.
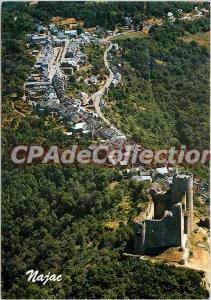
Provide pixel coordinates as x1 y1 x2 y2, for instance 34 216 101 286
105 17 209 151
2 1 210 298
2 164 209 299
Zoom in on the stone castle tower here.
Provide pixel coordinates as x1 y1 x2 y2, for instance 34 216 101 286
133 171 194 254
172 172 193 233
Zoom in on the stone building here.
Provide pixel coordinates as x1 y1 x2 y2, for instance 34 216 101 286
133 171 193 254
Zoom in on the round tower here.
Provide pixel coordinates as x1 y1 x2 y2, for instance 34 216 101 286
172 171 193 233
186 174 193 232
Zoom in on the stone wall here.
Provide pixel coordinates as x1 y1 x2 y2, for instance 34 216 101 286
153 192 172 219
144 203 183 250
172 172 193 231
133 171 193 254
134 203 183 254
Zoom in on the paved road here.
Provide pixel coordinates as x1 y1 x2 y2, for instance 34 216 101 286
49 47 62 80
92 30 135 128
92 41 114 126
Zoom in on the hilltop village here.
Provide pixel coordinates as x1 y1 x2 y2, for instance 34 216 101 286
24 18 127 145
24 6 209 146
24 11 209 198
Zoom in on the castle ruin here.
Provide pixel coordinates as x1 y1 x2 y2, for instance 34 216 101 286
133 171 193 254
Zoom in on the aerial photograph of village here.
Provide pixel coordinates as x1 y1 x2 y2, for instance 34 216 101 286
1 1 210 299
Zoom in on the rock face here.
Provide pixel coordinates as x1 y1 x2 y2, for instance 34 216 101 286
133 171 194 255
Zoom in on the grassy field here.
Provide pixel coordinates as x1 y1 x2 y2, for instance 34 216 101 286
183 31 210 48
113 31 148 41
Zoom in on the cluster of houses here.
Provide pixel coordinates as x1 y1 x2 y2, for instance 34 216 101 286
73 107 126 144
25 22 99 124
24 20 127 145
131 166 176 187
111 65 121 87
121 165 209 202
60 33 101 74
27 24 100 48
194 180 209 202
107 44 122 87
25 38 67 113
121 165 178 195
25 43 54 102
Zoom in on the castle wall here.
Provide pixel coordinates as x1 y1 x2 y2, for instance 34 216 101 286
145 203 183 250
134 222 146 254
153 193 172 219
172 175 188 204
133 172 193 255
133 201 154 254
172 172 193 232
134 203 184 254
186 175 193 231
184 214 189 234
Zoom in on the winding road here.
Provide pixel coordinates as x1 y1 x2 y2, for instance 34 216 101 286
91 30 134 135
92 41 114 126
91 34 127 142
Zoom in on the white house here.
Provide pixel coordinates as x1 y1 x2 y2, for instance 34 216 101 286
64 30 77 38
31 34 48 45
72 122 87 130
132 175 152 182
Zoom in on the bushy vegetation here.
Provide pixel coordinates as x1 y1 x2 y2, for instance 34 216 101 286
16 1 208 29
